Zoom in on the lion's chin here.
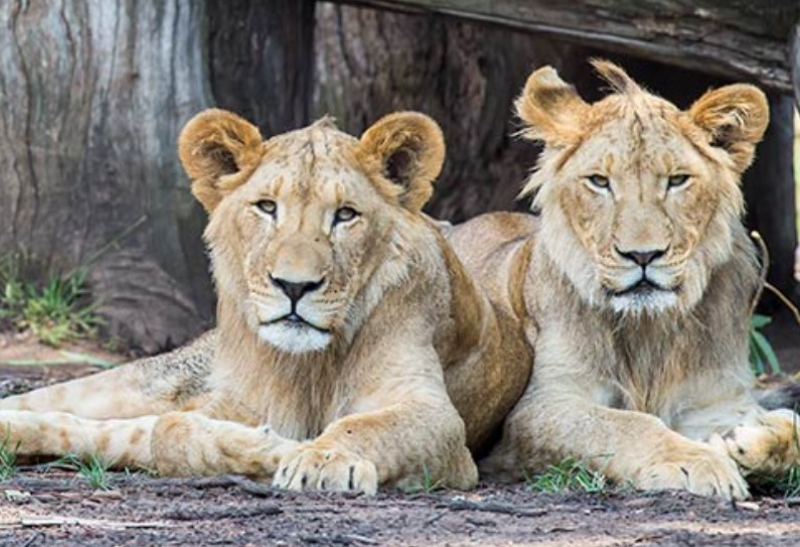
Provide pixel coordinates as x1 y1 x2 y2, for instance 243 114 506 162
257 322 332 354
609 289 679 316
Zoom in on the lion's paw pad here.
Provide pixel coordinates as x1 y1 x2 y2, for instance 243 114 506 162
639 448 748 500
709 410 799 475
273 446 378 495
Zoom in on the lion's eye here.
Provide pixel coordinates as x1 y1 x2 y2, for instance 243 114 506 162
667 175 690 189
255 199 277 216
333 207 359 225
587 175 610 190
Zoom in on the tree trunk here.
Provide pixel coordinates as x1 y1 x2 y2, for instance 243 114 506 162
338 0 798 93
207 0 315 135
313 2 591 221
792 23 799 108
0 0 314 353
742 93 798 308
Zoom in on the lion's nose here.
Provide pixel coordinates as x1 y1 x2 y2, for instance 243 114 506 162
615 247 667 267
270 275 325 302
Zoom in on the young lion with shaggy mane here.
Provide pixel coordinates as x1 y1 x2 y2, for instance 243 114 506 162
456 61 799 500
0 110 531 494
3 61 793 501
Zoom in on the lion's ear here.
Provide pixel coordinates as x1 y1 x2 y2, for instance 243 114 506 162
516 66 589 146
178 109 264 212
688 84 769 173
359 112 445 212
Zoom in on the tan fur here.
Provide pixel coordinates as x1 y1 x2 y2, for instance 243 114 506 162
451 61 797 500
0 110 529 494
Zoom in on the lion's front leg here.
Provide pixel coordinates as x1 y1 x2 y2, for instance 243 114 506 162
271 344 477 496
272 398 476 495
481 390 749 500
151 411 298 477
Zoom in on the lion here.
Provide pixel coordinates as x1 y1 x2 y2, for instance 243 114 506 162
448 60 800 499
0 109 531 494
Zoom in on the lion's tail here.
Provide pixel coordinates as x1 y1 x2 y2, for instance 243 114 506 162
757 382 800 411
0 330 217 418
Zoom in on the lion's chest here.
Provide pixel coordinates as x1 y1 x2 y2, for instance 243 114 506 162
544 319 696 418
263 401 349 441
596 331 705 419
251 373 357 441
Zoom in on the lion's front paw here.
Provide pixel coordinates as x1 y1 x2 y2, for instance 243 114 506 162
638 444 748 500
709 409 800 476
272 444 378 495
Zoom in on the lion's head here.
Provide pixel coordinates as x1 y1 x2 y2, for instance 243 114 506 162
517 60 768 315
178 110 444 354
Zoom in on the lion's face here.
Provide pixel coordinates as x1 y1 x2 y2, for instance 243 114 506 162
517 61 768 315
211 134 391 353
178 110 444 353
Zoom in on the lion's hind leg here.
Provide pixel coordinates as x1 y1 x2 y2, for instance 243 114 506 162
0 410 159 469
709 409 800 477
0 331 216 418
0 366 177 418
0 408 297 478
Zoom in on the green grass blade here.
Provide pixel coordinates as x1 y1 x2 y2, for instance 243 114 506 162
750 314 772 329
57 351 117 368
751 330 781 374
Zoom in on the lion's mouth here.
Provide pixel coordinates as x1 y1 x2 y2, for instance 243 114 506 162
608 277 678 298
266 313 330 333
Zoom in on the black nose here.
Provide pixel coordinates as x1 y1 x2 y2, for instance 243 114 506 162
615 247 666 267
270 276 325 302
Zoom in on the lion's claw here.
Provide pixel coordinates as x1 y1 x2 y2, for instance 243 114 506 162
638 444 748 500
273 444 378 495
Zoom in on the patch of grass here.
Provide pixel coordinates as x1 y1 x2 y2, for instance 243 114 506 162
749 455 800 498
0 433 19 481
54 453 113 490
525 458 608 494
752 465 800 498
0 255 100 347
749 314 781 376
401 464 444 494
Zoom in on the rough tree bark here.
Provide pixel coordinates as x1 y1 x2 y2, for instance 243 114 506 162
792 23 799 108
0 0 210 352
742 94 798 306
207 0 315 135
339 0 799 93
0 0 314 352
313 3 592 221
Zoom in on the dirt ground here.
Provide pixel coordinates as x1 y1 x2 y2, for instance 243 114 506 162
0 318 799 547
3 473 800 547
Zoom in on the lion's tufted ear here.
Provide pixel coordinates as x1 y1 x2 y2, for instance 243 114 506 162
516 66 589 147
359 112 445 212
178 109 264 212
688 85 769 173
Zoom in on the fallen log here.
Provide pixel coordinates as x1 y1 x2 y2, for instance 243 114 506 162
339 0 799 93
